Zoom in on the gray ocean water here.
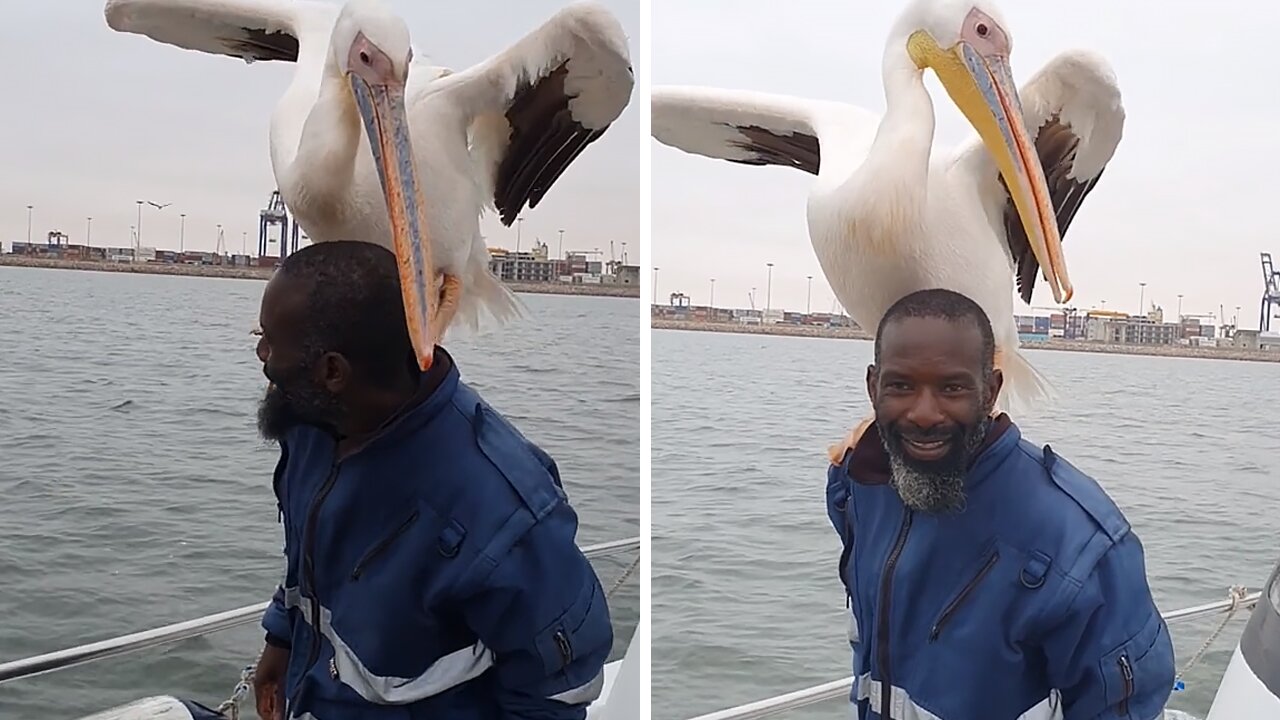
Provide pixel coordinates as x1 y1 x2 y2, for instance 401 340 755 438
0 265 639 718
653 328 1280 720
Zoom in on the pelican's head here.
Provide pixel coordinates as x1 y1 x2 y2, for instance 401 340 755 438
331 0 438 370
897 0 1071 303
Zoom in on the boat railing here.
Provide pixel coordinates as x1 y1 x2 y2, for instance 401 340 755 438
683 587 1263 720
0 535 640 686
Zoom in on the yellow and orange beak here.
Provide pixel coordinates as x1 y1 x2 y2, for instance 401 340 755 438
909 32 1072 304
349 67 438 371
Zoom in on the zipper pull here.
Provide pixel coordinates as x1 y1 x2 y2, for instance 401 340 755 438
553 629 573 667
1117 653 1134 715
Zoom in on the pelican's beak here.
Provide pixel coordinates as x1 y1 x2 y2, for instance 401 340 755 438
916 36 1071 303
348 60 437 371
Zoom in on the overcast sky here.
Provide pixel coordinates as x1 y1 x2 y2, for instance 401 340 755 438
652 0 1280 330
2 0 638 264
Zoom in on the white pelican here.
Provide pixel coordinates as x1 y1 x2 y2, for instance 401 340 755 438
104 0 635 371
651 0 1123 456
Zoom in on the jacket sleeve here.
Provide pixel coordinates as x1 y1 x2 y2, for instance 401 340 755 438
261 443 292 650
1041 530 1175 720
460 502 615 720
262 585 292 649
825 463 851 546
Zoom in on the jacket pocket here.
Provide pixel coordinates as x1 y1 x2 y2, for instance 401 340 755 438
1100 610 1168 719
350 508 420 580
928 547 1000 642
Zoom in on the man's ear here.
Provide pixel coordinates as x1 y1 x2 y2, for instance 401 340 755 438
865 364 878 406
986 367 1004 413
315 352 351 394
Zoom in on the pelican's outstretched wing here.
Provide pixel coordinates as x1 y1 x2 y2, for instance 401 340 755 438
103 0 336 64
651 86 879 179
953 50 1124 304
427 1 634 227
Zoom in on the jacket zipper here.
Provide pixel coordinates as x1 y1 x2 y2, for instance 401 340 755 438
288 460 342 713
554 629 573 667
928 550 1000 642
351 508 420 580
1117 654 1133 716
876 509 912 718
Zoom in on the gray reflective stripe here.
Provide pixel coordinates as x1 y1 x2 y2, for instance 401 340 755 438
280 586 494 704
278 585 601 706
851 674 1062 719
548 666 606 705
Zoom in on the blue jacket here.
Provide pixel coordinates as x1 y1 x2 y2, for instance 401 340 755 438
260 349 613 720
826 415 1175 720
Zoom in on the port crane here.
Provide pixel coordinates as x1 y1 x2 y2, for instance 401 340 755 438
1262 252 1279 332
259 190 301 259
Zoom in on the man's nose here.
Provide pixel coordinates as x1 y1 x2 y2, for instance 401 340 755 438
905 389 946 428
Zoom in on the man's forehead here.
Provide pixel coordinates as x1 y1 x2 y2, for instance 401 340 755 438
261 273 310 322
879 316 984 365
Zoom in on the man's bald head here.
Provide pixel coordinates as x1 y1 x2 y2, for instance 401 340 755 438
270 240 415 387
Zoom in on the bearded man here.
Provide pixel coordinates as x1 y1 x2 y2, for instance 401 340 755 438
825 288 1174 720
251 240 611 720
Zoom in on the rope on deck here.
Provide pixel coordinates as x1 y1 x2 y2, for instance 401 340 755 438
214 664 255 720
1172 584 1251 693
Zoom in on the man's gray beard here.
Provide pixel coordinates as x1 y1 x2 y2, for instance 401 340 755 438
887 453 968 515
881 413 992 515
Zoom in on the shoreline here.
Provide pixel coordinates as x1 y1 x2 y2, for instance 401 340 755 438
652 318 1280 364
0 255 639 299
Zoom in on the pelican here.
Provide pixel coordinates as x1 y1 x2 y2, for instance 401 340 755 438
651 0 1123 457
104 0 635 371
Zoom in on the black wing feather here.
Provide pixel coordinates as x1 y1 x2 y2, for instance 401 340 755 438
1002 117 1106 304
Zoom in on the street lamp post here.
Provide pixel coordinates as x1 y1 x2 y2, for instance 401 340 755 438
558 229 564 260
26 205 33 244
765 262 774 315
709 278 715 310
806 275 813 314
86 217 92 246
136 200 143 250
179 213 186 253
652 267 659 302
1138 282 1146 316
516 216 524 254
1177 294 1183 320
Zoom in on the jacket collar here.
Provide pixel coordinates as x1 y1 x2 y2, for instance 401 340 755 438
844 413 1018 489
335 346 461 460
